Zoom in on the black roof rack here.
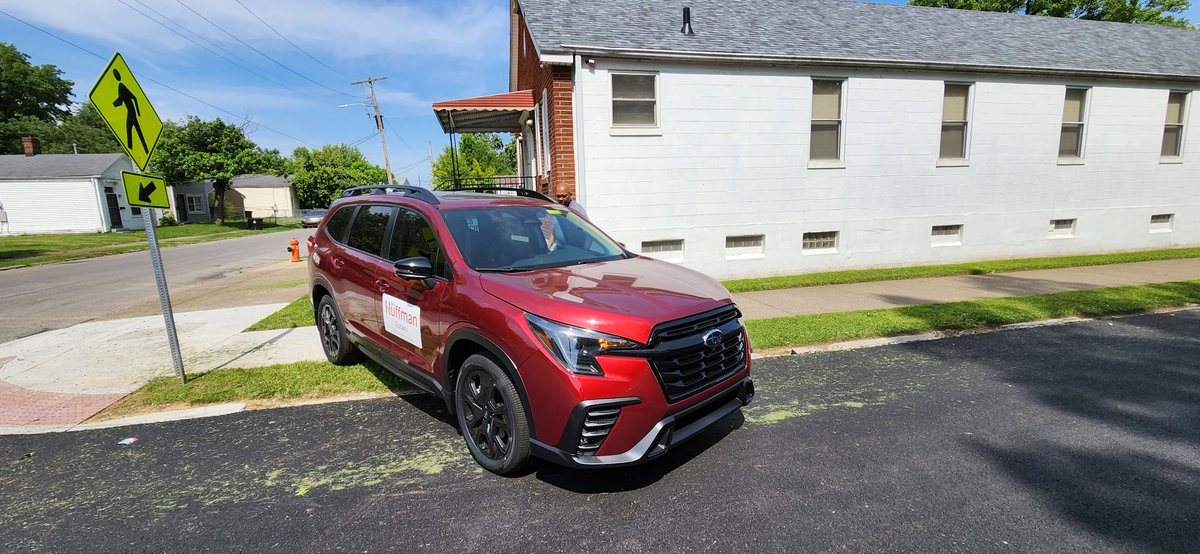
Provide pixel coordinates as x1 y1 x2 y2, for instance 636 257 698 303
340 185 439 205
441 186 555 203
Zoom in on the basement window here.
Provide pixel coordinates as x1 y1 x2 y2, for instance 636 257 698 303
641 239 683 260
931 224 963 246
725 234 765 258
1048 218 1076 238
612 73 657 127
802 231 838 253
1150 213 1174 233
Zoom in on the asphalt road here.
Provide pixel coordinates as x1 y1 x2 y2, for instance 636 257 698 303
3 310 1198 552
0 229 313 344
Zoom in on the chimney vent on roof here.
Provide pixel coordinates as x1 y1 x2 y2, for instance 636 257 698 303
21 136 40 156
681 6 695 36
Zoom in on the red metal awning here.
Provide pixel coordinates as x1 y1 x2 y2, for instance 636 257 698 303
432 90 536 134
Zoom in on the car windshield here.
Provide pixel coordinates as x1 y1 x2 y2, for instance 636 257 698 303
442 205 627 272
306 209 327 217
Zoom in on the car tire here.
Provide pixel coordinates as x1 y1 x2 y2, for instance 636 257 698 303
455 354 532 475
316 295 360 365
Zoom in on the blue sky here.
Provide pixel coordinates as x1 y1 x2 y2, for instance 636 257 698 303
2 0 1198 185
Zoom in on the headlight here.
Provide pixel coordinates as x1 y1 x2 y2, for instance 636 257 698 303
525 313 641 375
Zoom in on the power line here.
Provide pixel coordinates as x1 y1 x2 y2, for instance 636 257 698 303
0 8 319 147
117 0 329 103
175 0 359 99
233 0 346 77
349 131 378 147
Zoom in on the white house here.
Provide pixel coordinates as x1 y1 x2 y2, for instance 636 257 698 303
0 140 159 234
230 174 299 218
433 0 1200 278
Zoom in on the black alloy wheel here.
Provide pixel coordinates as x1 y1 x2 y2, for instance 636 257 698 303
455 354 531 474
316 295 360 365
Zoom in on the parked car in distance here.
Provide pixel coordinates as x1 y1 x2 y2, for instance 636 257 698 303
306 185 753 475
300 209 328 228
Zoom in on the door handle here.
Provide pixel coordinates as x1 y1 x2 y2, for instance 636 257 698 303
331 257 345 269
375 279 391 293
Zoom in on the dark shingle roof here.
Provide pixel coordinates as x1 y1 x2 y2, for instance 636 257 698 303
0 153 126 179
230 174 290 188
519 0 1200 79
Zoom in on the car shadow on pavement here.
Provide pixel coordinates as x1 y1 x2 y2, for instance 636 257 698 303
529 410 745 493
957 310 1200 551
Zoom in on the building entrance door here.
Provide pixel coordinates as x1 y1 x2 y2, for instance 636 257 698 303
104 186 123 228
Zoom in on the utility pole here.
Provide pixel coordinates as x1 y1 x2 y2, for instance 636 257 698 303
352 76 395 185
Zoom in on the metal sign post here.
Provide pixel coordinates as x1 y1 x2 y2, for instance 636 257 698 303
142 206 186 382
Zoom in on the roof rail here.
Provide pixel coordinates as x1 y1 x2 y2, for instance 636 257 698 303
339 185 440 205
442 186 555 203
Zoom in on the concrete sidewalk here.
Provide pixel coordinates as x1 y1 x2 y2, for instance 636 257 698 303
1 256 1196 433
734 258 1200 320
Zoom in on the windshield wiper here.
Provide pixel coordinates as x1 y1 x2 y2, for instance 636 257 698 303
475 267 530 273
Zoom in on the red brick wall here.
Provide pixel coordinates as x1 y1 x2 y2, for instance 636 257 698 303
515 10 576 199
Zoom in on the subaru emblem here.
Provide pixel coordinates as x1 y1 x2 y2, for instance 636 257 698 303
702 329 723 348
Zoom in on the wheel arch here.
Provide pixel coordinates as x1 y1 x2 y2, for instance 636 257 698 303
443 329 536 438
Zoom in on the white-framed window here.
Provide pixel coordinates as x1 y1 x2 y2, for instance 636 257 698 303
1048 218 1076 238
1163 91 1188 157
931 224 963 246
1060 88 1088 158
940 83 972 159
185 194 205 214
725 234 765 258
1150 213 1174 233
802 231 838 253
810 79 844 161
641 239 683 259
611 72 657 127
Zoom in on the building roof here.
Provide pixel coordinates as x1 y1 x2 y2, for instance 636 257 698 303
230 174 290 189
0 153 127 179
518 0 1200 80
432 90 537 133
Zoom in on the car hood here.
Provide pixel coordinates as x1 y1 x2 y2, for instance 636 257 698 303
480 256 732 344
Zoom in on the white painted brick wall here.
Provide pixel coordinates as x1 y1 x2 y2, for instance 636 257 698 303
576 60 1200 278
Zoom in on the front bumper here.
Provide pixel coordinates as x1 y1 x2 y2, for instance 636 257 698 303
529 377 754 468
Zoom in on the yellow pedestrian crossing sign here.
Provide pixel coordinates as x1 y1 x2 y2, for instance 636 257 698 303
89 52 163 172
121 171 170 209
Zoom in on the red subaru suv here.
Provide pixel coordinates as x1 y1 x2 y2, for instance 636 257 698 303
307 185 753 474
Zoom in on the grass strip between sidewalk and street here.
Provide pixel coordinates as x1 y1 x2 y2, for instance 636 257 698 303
0 222 301 269
93 359 413 421
105 280 1200 416
244 296 313 331
721 247 1200 293
746 280 1200 349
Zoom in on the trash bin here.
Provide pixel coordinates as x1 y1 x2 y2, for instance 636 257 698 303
248 218 264 230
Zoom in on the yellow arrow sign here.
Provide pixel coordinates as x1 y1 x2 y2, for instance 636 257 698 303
121 171 170 209
89 52 163 172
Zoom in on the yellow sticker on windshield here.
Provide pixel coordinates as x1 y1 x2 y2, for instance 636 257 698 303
545 209 563 215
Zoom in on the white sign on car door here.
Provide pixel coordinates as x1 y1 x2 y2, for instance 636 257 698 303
382 294 422 348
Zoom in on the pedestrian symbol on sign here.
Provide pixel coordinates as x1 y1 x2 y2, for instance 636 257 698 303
88 52 163 172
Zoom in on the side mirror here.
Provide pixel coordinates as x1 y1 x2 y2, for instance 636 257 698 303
394 256 434 280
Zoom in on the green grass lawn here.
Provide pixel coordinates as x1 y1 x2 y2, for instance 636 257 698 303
245 296 314 331
746 280 1200 349
95 359 412 420
0 221 300 268
722 247 1200 293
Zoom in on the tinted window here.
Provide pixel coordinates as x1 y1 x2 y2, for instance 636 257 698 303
324 206 355 243
391 208 450 278
345 205 394 257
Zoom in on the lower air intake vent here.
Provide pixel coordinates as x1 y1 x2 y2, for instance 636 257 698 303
577 406 621 455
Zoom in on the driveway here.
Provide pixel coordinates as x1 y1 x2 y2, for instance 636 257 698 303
2 310 1197 552
0 229 313 344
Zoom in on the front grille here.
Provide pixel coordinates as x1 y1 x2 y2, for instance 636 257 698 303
577 406 621 455
649 306 746 403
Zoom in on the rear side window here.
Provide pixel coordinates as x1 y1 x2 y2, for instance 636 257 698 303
391 208 450 278
345 205 395 257
324 206 355 243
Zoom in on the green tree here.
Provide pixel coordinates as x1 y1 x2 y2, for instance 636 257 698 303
431 133 518 187
909 0 1193 28
152 116 284 224
0 104 121 154
289 144 387 208
0 42 73 122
